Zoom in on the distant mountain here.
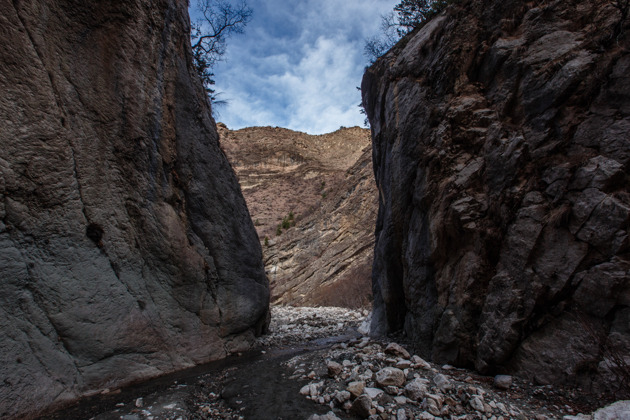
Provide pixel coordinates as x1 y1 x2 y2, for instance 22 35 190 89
219 124 377 308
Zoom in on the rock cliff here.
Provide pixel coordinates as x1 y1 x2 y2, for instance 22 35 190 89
0 1 268 418
362 0 630 391
219 125 377 308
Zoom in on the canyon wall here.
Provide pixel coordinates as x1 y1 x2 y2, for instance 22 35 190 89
0 1 268 418
363 0 630 391
220 125 376 308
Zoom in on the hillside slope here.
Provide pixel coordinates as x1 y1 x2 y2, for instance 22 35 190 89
220 125 377 308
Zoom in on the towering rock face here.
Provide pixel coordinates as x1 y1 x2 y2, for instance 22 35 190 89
0 1 268 418
220 125 377 308
363 0 630 390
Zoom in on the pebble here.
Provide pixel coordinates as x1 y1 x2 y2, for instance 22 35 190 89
493 375 513 390
364 387 384 399
385 342 411 359
351 394 373 418
347 380 366 398
433 373 453 391
327 361 342 377
375 367 405 387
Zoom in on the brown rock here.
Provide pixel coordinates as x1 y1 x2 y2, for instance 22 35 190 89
327 361 343 377
220 125 377 308
375 367 405 387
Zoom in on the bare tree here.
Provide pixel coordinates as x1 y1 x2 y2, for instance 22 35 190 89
363 0 451 63
191 0 252 102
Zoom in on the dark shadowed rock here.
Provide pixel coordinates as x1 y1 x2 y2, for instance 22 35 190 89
0 0 268 418
362 0 630 391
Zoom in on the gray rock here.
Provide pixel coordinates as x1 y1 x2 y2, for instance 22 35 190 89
396 408 408 420
470 395 485 413
433 373 453 391
364 387 384 400
404 378 428 401
334 390 351 404
493 375 512 390
0 1 269 418
308 412 341 420
375 367 405 387
362 0 630 390
593 400 630 420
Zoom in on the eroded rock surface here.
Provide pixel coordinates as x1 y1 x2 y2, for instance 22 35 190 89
362 0 630 391
220 125 377 308
0 1 268 418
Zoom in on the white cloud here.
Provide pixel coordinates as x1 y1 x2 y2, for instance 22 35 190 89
207 0 398 134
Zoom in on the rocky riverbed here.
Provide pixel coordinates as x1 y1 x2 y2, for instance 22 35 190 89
40 306 628 420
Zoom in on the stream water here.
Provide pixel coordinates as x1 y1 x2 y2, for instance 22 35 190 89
38 307 366 420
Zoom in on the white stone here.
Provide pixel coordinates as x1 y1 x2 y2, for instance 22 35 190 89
364 387 384 400
470 395 485 412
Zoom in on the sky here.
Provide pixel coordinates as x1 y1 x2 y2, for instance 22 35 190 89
189 0 398 134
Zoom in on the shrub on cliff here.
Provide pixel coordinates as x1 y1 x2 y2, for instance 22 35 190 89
364 0 455 62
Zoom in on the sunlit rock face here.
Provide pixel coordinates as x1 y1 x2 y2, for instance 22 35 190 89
362 0 630 390
219 125 377 308
0 1 268 418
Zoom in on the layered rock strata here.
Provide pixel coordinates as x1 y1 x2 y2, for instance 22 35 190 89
220 126 377 308
0 1 268 418
362 0 630 390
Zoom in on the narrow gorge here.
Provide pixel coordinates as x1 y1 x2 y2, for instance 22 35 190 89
0 0 629 419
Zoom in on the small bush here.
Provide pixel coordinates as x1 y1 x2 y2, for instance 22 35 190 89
264 236 269 246
276 225 282 236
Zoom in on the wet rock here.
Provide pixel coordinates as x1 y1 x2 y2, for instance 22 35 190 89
375 367 405 387
493 375 513 390
351 394 373 418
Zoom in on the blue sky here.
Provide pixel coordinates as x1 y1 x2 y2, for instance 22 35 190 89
189 0 398 134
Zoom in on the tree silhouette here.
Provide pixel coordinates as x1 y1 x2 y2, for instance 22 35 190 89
191 0 252 103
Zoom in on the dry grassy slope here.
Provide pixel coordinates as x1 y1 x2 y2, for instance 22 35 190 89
219 124 377 308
